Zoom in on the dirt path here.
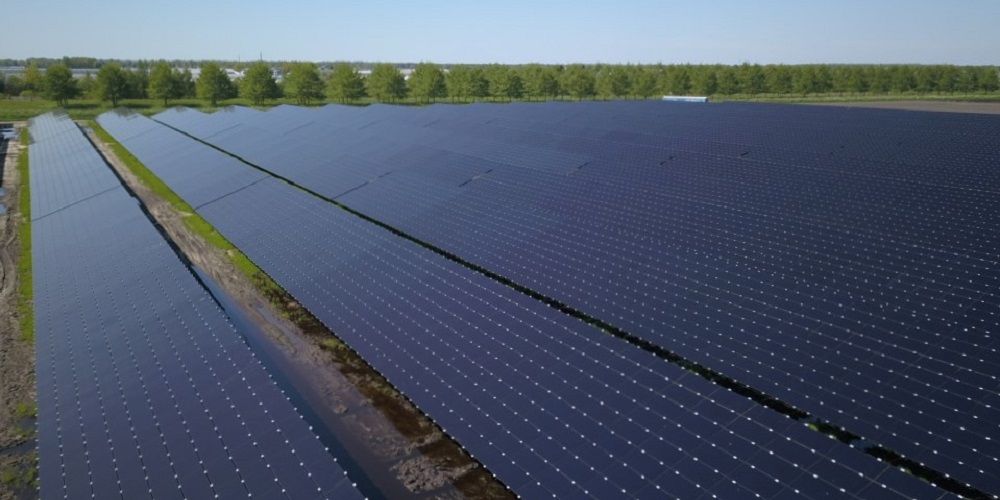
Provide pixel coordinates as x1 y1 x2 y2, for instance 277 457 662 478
0 125 38 500
83 124 509 499
808 100 1000 115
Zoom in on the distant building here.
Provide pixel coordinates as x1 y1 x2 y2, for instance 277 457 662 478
662 95 709 103
0 66 24 78
1 66 98 79
184 67 244 81
355 67 414 80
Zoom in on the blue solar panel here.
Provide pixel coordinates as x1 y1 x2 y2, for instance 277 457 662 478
99 110 949 499
150 101 1000 495
30 113 362 500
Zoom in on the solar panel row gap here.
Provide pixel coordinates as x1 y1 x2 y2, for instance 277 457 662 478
152 108 991 499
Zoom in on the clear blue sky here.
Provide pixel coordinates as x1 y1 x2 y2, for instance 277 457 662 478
4 0 997 64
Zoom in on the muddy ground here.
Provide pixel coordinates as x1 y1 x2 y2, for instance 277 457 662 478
0 125 37 500
809 100 1000 115
83 125 511 499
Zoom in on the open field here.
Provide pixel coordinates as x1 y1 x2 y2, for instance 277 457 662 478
3 91 1000 121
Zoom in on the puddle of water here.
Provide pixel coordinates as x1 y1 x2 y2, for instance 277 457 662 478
0 439 35 457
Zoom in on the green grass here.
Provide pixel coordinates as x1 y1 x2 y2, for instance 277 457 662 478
12 401 36 420
87 120 281 298
0 461 37 490
4 90 999 121
319 337 348 352
16 129 33 343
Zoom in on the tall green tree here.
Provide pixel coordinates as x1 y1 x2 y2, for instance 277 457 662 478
366 64 407 102
176 69 196 98
738 64 767 94
629 67 658 99
845 67 870 93
148 62 180 105
408 63 447 103
597 66 631 98
890 66 916 92
694 69 719 96
765 65 794 94
668 67 693 95
41 64 78 105
521 65 561 100
326 63 366 102
716 67 739 94
793 66 818 94
869 66 893 93
196 63 236 106
284 62 325 104
955 68 979 93
936 66 959 93
240 62 280 105
23 62 42 91
813 65 834 93
125 63 150 99
914 66 939 92
96 63 129 106
979 67 999 92
562 64 596 100
445 66 489 101
485 66 524 101
4 75 25 97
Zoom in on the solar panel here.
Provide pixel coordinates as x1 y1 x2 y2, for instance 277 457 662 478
99 110 948 499
151 101 1000 495
30 112 362 500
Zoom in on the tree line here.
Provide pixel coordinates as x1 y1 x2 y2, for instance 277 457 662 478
3 61 998 106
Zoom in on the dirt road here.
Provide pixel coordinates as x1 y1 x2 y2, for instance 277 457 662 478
0 126 37 500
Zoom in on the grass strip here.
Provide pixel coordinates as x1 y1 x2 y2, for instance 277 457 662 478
87 120 282 296
15 128 33 342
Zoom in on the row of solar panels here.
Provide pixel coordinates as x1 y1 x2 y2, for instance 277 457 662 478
28 113 363 500
143 101 1000 495
97 106 953 499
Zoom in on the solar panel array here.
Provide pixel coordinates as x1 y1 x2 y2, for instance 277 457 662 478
151 101 1000 496
98 108 950 499
29 112 362 500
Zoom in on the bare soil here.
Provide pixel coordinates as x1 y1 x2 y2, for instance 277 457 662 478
84 125 512 500
0 125 38 500
809 100 1000 115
